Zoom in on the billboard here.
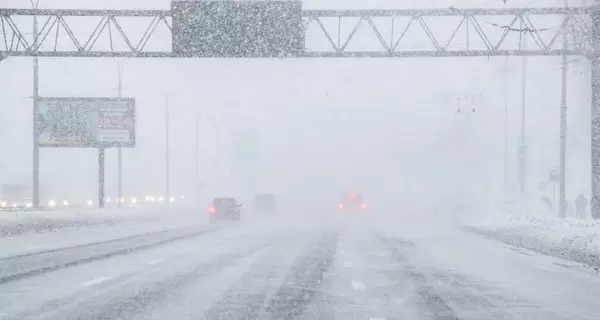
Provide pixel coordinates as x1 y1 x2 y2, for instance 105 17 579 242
36 97 135 148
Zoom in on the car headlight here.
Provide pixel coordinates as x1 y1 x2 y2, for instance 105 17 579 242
0 201 6 207
48 200 56 207
87 200 93 206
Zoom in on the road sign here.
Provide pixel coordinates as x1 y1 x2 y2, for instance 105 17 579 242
172 0 304 57
36 97 135 148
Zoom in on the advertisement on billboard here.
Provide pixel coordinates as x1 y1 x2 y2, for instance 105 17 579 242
36 97 135 148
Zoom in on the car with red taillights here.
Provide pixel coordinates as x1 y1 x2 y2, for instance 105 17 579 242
337 192 367 212
208 197 242 223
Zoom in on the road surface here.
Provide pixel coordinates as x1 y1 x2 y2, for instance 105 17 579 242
0 213 598 320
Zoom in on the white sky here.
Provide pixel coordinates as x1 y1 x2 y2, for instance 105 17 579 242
0 0 593 211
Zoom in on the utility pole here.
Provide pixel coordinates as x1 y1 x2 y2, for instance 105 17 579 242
31 0 40 208
165 97 170 208
559 0 569 218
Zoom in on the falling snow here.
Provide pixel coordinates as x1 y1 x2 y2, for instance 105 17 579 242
0 0 599 319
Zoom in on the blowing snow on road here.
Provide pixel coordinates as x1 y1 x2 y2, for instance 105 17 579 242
0 212 598 320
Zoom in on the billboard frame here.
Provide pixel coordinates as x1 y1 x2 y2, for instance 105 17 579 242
36 97 136 149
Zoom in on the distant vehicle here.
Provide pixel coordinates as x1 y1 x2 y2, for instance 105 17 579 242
337 192 367 212
8 197 33 209
253 193 276 214
208 197 242 223
0 184 32 209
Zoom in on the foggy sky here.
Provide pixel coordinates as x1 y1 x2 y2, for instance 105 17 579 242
0 0 592 211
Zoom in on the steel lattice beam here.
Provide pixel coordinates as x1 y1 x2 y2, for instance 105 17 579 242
0 7 593 58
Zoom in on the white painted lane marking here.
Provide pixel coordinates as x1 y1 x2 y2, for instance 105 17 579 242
351 280 366 291
82 276 112 287
148 258 165 265
533 265 554 272
343 262 353 268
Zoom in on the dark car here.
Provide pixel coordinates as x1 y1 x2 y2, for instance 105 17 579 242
253 193 276 214
209 197 242 223
337 192 367 212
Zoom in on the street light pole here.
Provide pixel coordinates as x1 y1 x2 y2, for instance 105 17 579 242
213 122 220 197
504 57 509 192
165 97 170 208
195 112 200 205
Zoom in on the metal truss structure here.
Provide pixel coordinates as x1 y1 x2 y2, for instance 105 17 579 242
0 7 593 58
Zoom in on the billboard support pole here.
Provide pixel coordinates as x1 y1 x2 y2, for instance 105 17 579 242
99 147 105 208
117 67 123 208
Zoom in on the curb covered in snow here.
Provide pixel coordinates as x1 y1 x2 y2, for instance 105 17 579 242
0 206 200 237
464 214 600 268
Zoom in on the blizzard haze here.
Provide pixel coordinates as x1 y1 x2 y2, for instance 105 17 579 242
1 1 600 320
0 0 592 215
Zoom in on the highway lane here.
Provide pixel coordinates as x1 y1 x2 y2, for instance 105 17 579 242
0 215 599 319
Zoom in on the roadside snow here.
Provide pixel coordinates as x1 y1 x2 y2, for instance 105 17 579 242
463 199 600 268
0 205 201 237
0 207 207 258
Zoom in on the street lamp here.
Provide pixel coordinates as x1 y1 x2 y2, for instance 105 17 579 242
212 121 221 197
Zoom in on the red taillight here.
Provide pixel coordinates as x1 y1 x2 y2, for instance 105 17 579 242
360 203 367 209
208 205 216 214
338 203 344 209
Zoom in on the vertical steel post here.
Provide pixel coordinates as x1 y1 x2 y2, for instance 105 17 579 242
165 97 170 208
559 0 569 218
215 122 220 197
117 68 123 208
195 112 200 205
99 148 105 208
504 57 509 191
32 3 40 208
518 26 528 194
591 4 600 219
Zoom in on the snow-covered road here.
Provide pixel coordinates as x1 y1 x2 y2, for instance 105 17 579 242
0 213 598 320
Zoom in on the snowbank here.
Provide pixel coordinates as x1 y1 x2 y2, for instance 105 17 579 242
464 210 600 268
0 205 201 237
